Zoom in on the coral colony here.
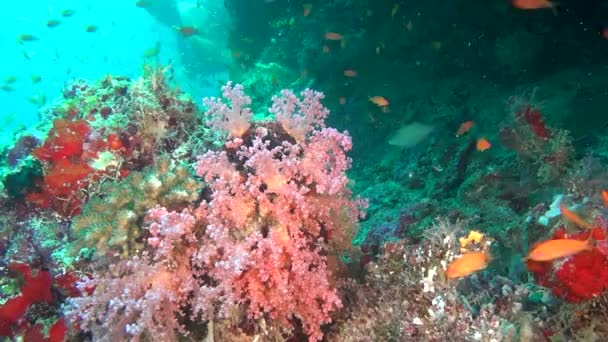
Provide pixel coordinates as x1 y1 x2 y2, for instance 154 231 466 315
1 70 608 341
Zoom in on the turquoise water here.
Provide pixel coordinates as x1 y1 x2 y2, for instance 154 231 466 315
0 0 228 137
1 0 608 341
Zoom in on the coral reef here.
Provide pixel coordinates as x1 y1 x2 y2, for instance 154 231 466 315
329 220 541 341
70 156 200 258
65 83 364 341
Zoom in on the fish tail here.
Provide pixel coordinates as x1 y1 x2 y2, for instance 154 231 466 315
560 204 592 230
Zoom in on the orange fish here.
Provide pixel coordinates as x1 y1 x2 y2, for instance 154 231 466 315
178 26 198 37
456 121 474 136
303 4 312 17
445 252 490 279
560 205 592 230
527 238 591 262
324 32 343 40
343 69 358 77
476 138 491 152
512 0 557 10
601 189 608 207
369 96 389 107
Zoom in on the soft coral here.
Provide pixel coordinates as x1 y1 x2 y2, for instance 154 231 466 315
27 119 95 216
528 226 608 302
0 262 75 339
33 119 91 161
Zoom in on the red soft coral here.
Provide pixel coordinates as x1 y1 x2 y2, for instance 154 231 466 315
33 119 91 161
28 119 96 216
515 105 551 140
528 227 608 302
0 263 71 338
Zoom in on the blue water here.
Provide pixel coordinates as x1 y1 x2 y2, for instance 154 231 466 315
0 0 228 136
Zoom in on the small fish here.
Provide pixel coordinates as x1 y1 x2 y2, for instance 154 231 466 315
560 205 592 230
46 19 61 28
300 68 308 80
322 45 330 53
303 4 312 17
406 20 413 31
17 34 39 43
22 49 32 60
31 75 42 84
512 0 556 10
476 138 491 152
391 4 399 17
324 32 343 40
84 25 98 33
445 252 490 279
343 69 358 77
602 189 608 207
0 84 15 92
456 121 474 136
177 26 198 37
4 76 17 84
27 91 46 106
526 238 590 262
143 42 161 58
369 96 389 107
339 97 347 105
60 9 75 17
431 41 442 50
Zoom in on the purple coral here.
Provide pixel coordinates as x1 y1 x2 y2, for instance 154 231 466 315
7 135 40 167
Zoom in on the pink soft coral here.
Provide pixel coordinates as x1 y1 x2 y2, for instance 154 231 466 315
270 88 329 142
66 207 200 341
66 83 365 341
202 82 252 138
